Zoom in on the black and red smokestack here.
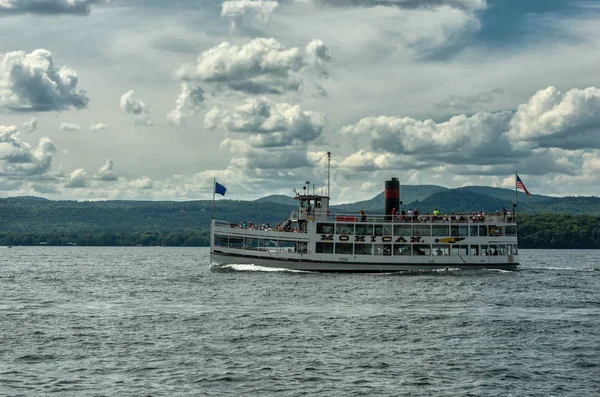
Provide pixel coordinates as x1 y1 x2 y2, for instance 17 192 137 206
385 177 400 217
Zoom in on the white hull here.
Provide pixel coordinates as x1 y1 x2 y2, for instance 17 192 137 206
210 251 519 272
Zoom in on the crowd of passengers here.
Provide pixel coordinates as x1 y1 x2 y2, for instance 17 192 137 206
228 207 515 230
386 207 514 223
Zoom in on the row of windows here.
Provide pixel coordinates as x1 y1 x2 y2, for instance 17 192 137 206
316 223 515 237
316 242 518 256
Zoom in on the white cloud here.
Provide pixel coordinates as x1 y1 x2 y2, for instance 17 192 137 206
90 122 107 131
0 124 55 176
59 122 81 132
205 97 326 148
176 37 330 95
166 83 204 126
64 168 87 188
0 0 110 15
221 0 280 28
119 90 152 126
340 111 515 165
0 49 89 112
508 86 600 150
128 175 153 189
21 117 38 132
95 158 118 181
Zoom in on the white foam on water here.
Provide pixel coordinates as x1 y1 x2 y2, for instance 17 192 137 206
483 268 512 273
214 263 309 273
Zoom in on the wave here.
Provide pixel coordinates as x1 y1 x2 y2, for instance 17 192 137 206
210 263 310 273
529 266 599 272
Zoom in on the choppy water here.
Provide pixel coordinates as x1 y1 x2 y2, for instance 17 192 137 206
1 247 599 396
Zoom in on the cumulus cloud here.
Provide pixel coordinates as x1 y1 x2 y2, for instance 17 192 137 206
221 0 279 28
171 37 330 124
166 83 204 126
64 168 87 188
59 122 81 132
0 124 55 176
176 37 330 95
0 49 89 111
435 87 504 110
508 86 600 150
341 111 515 165
119 90 152 126
95 158 118 181
0 0 110 15
21 117 37 132
90 122 107 131
205 97 326 148
128 175 153 189
312 0 486 12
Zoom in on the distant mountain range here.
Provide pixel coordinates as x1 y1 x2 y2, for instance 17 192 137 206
1 186 599 247
257 185 600 215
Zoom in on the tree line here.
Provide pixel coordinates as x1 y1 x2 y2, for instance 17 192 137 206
1 214 599 249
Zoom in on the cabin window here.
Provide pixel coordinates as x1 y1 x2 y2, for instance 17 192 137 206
393 244 411 256
489 244 499 256
450 226 469 237
480 244 489 255
451 245 468 256
336 223 354 235
488 225 500 236
354 244 372 255
259 239 277 249
317 223 335 234
374 244 392 256
374 224 392 236
355 224 374 236
214 234 229 247
432 225 449 236
298 242 308 254
505 225 517 236
413 226 431 236
278 240 297 253
470 245 479 256
479 225 488 237
335 243 353 254
432 245 450 256
244 237 259 249
393 225 412 236
498 244 506 255
316 242 333 254
470 226 478 237
412 244 431 256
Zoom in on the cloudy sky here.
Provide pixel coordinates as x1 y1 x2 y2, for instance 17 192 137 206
1 0 600 203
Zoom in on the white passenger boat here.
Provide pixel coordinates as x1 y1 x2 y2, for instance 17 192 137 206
210 177 519 272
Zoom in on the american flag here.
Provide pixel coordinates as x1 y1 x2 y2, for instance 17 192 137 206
516 175 531 196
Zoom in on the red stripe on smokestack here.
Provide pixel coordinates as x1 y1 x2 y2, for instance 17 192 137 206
384 190 399 199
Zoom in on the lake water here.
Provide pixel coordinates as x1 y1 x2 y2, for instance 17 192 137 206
1 247 598 396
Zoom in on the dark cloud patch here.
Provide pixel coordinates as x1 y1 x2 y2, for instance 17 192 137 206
435 87 503 111
0 0 109 16
313 0 484 11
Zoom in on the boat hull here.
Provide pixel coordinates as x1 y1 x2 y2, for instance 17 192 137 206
210 251 519 272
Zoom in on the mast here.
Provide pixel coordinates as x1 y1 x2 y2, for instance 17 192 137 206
212 177 216 220
327 151 331 199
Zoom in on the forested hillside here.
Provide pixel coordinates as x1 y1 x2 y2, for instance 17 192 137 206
1 185 600 248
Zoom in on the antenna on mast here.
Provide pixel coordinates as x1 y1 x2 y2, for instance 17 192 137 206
327 151 331 198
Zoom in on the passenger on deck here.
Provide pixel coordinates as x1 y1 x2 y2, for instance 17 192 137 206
360 209 367 222
392 207 397 222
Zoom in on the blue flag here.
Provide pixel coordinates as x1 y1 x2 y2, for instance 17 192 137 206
215 182 227 196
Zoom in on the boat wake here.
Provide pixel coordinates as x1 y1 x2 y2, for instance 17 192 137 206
210 263 310 273
529 266 599 272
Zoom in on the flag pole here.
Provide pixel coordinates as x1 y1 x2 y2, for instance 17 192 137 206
514 170 518 208
212 177 216 220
